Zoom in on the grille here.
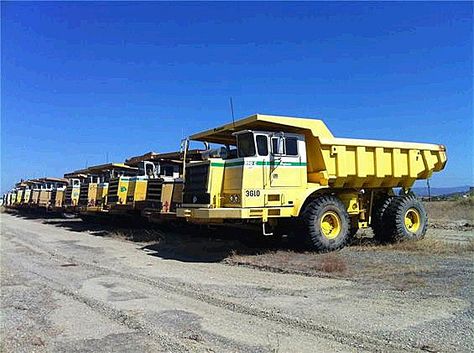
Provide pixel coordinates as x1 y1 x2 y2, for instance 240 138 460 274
107 179 119 204
51 190 57 205
79 184 89 206
144 179 163 208
65 186 73 205
146 179 163 202
183 163 210 204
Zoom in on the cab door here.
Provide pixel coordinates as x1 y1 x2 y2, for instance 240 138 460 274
269 134 305 188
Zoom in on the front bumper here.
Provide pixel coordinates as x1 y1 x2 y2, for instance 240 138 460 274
177 206 294 221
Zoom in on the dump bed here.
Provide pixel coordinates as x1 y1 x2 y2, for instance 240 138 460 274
310 137 446 188
190 114 447 190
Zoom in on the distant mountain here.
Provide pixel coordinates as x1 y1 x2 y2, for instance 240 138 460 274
412 185 472 197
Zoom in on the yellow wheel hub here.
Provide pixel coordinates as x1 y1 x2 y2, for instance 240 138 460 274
404 208 421 233
320 211 341 239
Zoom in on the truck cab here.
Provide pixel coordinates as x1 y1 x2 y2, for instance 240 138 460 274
63 172 87 212
76 163 137 214
109 152 184 216
37 178 68 209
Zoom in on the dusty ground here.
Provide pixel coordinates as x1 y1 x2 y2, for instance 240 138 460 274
1 202 473 353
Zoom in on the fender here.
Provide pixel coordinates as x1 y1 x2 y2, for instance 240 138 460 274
294 184 330 216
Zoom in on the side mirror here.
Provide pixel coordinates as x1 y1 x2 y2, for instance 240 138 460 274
278 136 285 155
272 135 285 155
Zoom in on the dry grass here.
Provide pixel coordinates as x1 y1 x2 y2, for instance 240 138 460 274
425 199 474 222
318 253 347 273
359 237 474 255
227 251 348 275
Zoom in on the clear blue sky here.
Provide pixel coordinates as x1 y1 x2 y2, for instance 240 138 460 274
1 1 472 192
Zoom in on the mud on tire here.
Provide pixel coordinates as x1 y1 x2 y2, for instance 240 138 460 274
301 195 350 252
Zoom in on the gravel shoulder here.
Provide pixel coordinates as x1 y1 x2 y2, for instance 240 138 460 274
1 210 473 353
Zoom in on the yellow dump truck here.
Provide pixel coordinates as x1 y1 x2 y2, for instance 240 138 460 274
14 182 27 206
62 171 88 213
36 178 69 210
30 181 42 208
7 191 16 207
22 182 33 208
78 163 137 215
178 114 447 251
109 151 202 219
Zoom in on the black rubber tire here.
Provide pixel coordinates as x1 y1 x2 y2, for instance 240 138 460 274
371 195 395 243
301 195 350 252
383 195 428 242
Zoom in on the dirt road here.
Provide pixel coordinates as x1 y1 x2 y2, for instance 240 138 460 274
1 212 472 352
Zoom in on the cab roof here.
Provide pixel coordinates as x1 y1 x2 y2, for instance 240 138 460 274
85 163 138 174
189 114 334 145
125 150 204 166
64 163 137 177
21 177 68 186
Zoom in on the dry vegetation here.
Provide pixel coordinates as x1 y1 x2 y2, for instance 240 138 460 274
425 198 473 222
351 236 474 255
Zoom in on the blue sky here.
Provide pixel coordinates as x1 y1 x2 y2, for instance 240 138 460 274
1 1 472 192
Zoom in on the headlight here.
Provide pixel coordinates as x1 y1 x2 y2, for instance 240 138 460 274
229 194 240 203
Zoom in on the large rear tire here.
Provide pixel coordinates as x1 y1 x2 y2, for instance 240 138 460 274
371 195 394 243
301 195 350 252
383 195 428 242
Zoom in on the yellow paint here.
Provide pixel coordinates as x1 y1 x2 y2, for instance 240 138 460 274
97 184 109 207
126 178 148 204
320 211 341 239
23 189 31 204
31 190 40 205
107 177 132 206
38 190 52 207
55 190 65 208
16 190 24 204
404 208 421 233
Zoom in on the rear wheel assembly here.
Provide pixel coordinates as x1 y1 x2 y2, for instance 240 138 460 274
372 195 427 243
301 195 350 252
371 194 394 243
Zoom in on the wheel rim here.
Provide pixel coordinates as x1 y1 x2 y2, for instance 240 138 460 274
320 211 341 239
404 208 421 233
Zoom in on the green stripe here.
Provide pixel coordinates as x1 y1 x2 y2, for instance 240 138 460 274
210 161 306 167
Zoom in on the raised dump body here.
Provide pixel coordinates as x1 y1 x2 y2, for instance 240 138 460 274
178 114 447 252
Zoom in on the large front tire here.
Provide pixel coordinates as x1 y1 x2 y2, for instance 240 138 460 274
301 195 350 252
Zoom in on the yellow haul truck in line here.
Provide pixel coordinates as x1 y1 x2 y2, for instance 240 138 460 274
37 178 69 211
78 163 137 215
110 151 203 220
178 114 447 252
51 180 69 212
62 172 88 214
14 182 27 206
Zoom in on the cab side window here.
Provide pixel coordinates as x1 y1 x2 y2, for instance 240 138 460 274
286 137 298 156
271 137 298 156
271 138 284 154
256 135 268 156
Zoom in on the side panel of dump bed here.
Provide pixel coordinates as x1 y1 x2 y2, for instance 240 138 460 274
309 138 447 188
